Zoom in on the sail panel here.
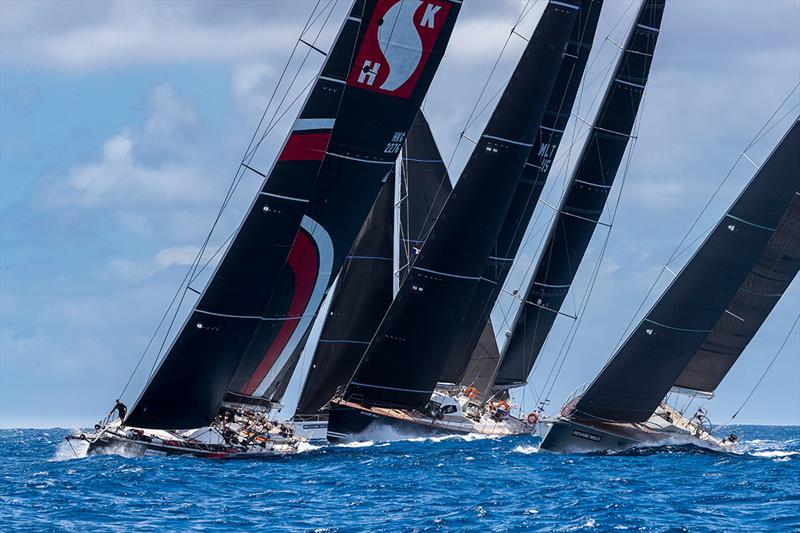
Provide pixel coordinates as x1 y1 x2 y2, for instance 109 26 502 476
295 112 452 415
574 119 800 423
674 190 800 393
399 113 453 283
493 0 665 390
446 0 604 388
127 0 462 429
345 1 578 409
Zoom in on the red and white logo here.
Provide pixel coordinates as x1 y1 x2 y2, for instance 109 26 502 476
348 0 451 99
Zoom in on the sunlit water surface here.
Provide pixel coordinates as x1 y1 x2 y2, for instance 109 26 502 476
1 426 798 531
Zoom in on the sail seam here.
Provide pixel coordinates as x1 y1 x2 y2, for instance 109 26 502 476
413 266 481 280
615 78 646 90
574 179 611 189
550 1 580 10
346 255 393 261
350 381 431 394
644 318 713 334
326 151 394 165
482 134 535 148
259 191 310 203
319 75 346 85
724 214 777 232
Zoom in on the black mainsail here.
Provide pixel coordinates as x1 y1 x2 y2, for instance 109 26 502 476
492 0 665 391
344 0 579 410
446 0 605 390
126 0 462 429
295 112 452 416
673 189 800 394
398 113 452 285
573 119 800 423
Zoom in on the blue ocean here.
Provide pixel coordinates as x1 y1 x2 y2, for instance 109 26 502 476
2 426 798 531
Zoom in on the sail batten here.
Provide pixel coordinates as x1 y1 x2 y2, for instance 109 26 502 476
491 0 665 391
126 0 462 429
345 0 579 410
574 119 800 423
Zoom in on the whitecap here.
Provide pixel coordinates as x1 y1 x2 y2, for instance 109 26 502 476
512 444 539 455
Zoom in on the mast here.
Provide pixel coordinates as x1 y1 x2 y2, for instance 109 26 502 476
491 0 665 392
573 119 800 423
295 112 452 416
126 0 462 429
443 0 605 390
344 0 579 410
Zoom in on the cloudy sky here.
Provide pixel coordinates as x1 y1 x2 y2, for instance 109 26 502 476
1 0 798 429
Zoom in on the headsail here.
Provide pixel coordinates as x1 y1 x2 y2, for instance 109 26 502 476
126 0 462 429
673 190 800 394
449 0 604 389
573 119 800 423
344 0 579 409
295 112 452 416
492 0 665 390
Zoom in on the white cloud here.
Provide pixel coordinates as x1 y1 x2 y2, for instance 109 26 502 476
45 84 217 207
155 245 200 268
0 1 307 71
104 245 196 283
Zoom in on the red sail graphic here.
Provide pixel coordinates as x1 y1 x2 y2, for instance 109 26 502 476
347 0 452 99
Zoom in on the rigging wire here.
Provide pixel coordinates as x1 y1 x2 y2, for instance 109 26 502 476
712 314 799 435
118 1 337 398
147 0 339 383
605 82 800 362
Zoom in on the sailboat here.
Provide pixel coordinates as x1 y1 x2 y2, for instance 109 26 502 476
67 0 463 458
540 118 800 453
326 0 584 443
293 111 452 440
469 0 661 424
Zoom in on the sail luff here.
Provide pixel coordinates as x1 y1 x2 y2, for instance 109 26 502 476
344 0 579 410
491 0 665 391
574 119 800 423
448 0 605 389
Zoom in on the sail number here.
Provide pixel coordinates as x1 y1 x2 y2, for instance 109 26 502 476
384 131 407 154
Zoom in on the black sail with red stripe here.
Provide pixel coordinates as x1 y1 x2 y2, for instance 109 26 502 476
441 0 604 389
344 0 579 410
126 0 462 430
492 0 665 391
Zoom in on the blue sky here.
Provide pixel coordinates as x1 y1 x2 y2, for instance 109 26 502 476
1 0 798 429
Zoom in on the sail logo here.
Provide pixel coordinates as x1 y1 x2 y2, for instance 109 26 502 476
348 0 452 99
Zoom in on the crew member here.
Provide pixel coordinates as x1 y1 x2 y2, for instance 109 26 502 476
111 399 127 425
